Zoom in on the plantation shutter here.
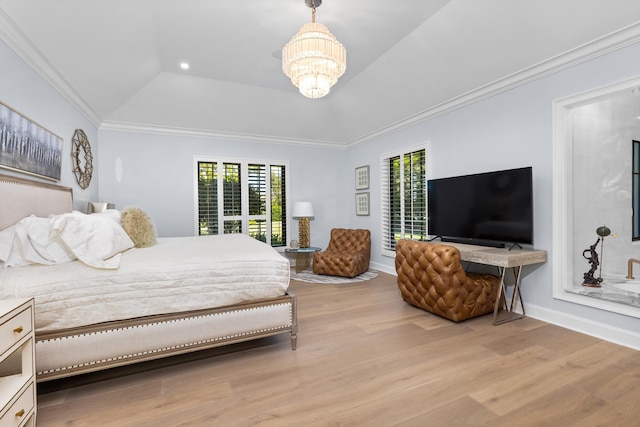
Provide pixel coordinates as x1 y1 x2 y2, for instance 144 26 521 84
223 162 242 234
270 165 287 246
248 164 267 242
197 161 218 236
195 158 287 247
380 147 426 256
404 149 427 242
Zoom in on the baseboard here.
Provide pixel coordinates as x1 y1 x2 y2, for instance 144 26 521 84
371 261 396 275
373 261 640 351
526 303 640 351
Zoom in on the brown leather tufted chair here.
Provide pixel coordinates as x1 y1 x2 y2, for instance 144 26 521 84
395 239 500 322
313 228 371 278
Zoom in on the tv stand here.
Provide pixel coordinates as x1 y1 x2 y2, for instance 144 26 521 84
441 236 505 248
441 242 547 325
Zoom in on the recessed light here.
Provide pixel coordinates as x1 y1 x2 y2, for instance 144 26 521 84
180 62 190 70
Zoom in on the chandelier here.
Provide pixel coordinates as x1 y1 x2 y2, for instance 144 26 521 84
282 0 346 99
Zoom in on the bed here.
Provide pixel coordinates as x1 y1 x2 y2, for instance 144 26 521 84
0 174 297 382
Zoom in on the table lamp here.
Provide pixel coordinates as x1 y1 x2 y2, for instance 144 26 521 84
292 202 314 248
87 202 115 213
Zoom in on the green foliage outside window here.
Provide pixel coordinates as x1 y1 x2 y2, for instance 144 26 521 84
197 160 287 247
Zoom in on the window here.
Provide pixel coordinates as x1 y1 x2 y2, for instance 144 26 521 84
634 140 640 240
196 158 288 247
380 147 426 256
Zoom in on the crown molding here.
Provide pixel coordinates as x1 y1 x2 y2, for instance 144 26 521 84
99 121 347 150
0 8 102 127
346 21 640 149
2 4 639 149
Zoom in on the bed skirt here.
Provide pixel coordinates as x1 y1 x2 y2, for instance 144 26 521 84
35 292 297 382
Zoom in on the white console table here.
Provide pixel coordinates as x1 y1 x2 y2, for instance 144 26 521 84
443 242 547 325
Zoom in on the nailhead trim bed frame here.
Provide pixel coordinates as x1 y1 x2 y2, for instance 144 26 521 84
0 174 297 382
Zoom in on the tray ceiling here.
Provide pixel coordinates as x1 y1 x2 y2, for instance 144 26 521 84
1 0 640 147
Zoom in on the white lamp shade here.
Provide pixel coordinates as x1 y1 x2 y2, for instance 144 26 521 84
87 202 115 213
292 202 314 218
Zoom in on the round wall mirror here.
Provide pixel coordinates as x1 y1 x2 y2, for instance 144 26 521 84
71 129 93 189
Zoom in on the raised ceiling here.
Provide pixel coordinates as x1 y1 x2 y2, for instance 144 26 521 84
1 0 640 147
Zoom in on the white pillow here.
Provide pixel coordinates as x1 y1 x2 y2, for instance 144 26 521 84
51 212 134 269
0 218 75 269
93 209 121 224
19 216 76 264
0 225 19 269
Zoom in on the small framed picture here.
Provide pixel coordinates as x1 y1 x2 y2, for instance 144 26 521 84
355 165 369 190
355 192 370 216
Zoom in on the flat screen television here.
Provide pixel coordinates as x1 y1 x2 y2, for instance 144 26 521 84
427 167 533 248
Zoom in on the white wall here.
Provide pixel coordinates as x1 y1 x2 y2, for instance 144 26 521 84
0 41 99 210
96 129 348 249
571 96 640 281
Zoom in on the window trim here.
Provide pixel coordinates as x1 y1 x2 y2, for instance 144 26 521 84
192 156 290 247
633 140 639 241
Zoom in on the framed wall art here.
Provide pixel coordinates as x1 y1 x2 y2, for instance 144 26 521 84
355 165 369 190
0 101 62 181
355 192 370 216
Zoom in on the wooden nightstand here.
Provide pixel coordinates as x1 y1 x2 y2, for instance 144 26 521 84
0 298 36 427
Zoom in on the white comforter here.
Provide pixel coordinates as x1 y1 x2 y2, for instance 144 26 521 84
0 234 290 331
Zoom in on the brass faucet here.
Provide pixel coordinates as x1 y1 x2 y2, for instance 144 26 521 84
627 258 640 279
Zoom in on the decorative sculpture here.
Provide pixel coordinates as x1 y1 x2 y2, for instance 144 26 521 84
582 238 602 287
582 225 612 288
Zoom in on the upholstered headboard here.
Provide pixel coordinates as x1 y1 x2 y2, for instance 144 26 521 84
0 174 73 230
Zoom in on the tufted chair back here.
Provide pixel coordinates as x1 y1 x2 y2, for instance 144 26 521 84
312 228 371 278
395 239 500 322
326 228 370 254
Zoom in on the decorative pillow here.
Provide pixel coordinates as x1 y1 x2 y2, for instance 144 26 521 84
120 207 157 248
18 215 76 264
50 212 134 269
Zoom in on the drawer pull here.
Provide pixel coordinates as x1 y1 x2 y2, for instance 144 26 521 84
13 326 24 334
15 409 25 417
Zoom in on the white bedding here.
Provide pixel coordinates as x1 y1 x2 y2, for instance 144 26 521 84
0 234 290 331
0 211 134 269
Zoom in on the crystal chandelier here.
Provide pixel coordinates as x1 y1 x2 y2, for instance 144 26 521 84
282 0 346 99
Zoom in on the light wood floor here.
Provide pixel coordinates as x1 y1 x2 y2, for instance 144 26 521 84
36 272 640 426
